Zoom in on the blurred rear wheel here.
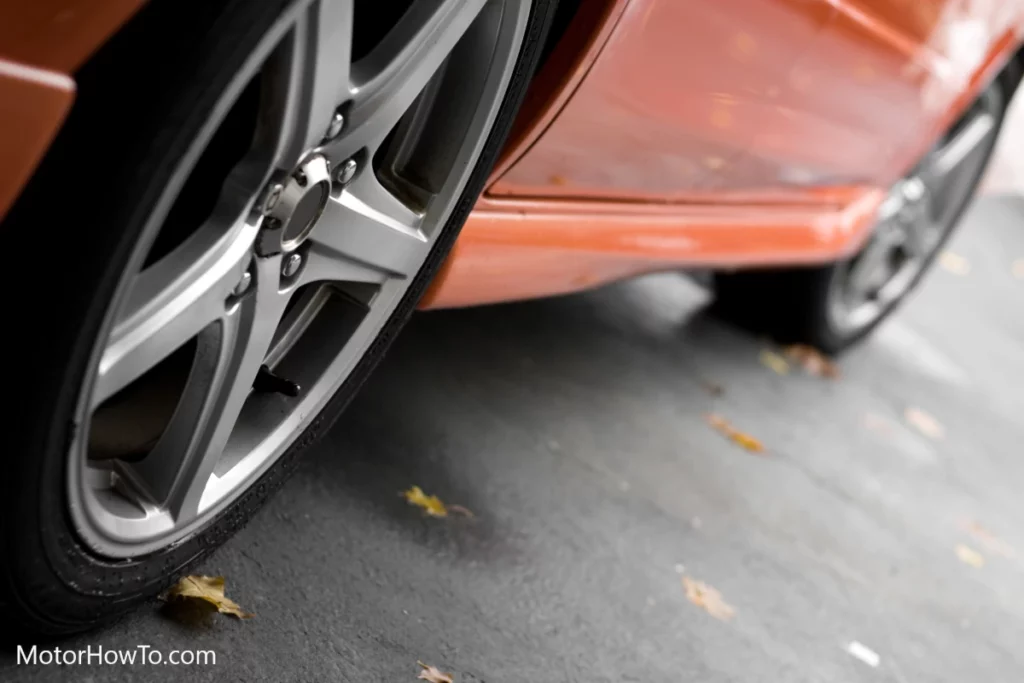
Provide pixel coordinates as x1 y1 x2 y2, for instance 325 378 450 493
712 82 1004 354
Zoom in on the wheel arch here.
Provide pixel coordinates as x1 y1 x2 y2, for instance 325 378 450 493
486 0 628 187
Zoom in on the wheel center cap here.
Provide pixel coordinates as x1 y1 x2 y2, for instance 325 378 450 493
256 155 332 255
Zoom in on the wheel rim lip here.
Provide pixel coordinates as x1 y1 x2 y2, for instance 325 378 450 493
67 0 531 558
827 89 1000 336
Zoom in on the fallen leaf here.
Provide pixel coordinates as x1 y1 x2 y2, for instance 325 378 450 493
904 407 945 440
845 641 880 668
783 344 840 379
700 378 725 397
402 486 448 517
417 661 454 683
955 544 985 568
447 504 475 519
966 521 1016 558
1012 259 1024 279
939 251 971 275
161 575 253 619
682 576 735 621
705 414 765 453
759 349 790 375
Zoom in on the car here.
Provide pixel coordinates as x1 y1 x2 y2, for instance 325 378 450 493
1 0 1021 635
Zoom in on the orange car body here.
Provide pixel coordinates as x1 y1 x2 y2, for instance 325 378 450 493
3 0 1023 308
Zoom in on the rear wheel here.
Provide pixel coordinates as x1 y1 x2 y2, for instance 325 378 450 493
0 0 554 635
712 82 1004 353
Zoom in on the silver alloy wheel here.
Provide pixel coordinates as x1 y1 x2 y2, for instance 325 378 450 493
827 86 1001 334
68 0 530 557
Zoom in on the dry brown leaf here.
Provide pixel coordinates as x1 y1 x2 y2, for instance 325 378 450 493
682 576 735 621
783 344 840 379
966 521 1016 558
700 378 725 397
955 544 985 568
161 575 253 619
705 414 765 453
759 350 791 375
938 251 971 275
402 486 448 517
417 661 454 683
448 504 475 519
904 407 945 440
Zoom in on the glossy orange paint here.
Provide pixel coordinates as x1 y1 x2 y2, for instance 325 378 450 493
420 189 885 308
424 0 1024 309
0 0 144 219
0 61 74 222
489 0 836 200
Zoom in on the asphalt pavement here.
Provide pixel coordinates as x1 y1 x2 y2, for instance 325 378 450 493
4 195 1024 682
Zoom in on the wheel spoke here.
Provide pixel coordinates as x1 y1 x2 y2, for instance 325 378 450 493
900 213 938 259
117 256 289 523
93 223 258 409
339 0 488 157
846 230 897 300
928 110 996 181
301 172 428 284
921 106 997 222
269 0 355 166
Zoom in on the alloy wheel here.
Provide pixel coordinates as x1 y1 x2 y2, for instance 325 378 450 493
68 0 530 557
828 86 1002 334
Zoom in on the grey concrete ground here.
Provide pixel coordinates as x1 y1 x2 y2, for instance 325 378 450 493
5 196 1024 682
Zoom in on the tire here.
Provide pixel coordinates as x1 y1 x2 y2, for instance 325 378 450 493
0 0 556 636
711 82 1006 355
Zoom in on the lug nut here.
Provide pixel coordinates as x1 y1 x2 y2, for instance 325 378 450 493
335 158 358 186
901 177 926 203
260 183 284 215
324 109 345 140
281 252 303 278
232 269 252 296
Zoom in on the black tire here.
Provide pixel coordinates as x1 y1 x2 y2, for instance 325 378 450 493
711 82 1006 354
0 0 556 637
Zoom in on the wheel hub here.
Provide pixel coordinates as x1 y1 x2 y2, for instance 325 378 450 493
256 155 332 255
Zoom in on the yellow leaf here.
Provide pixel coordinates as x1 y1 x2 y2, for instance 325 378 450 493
783 344 840 379
161 575 253 619
417 661 454 683
955 544 985 568
759 350 790 375
705 414 765 453
682 576 735 621
966 521 1016 559
904 407 945 440
939 251 970 275
402 486 448 517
